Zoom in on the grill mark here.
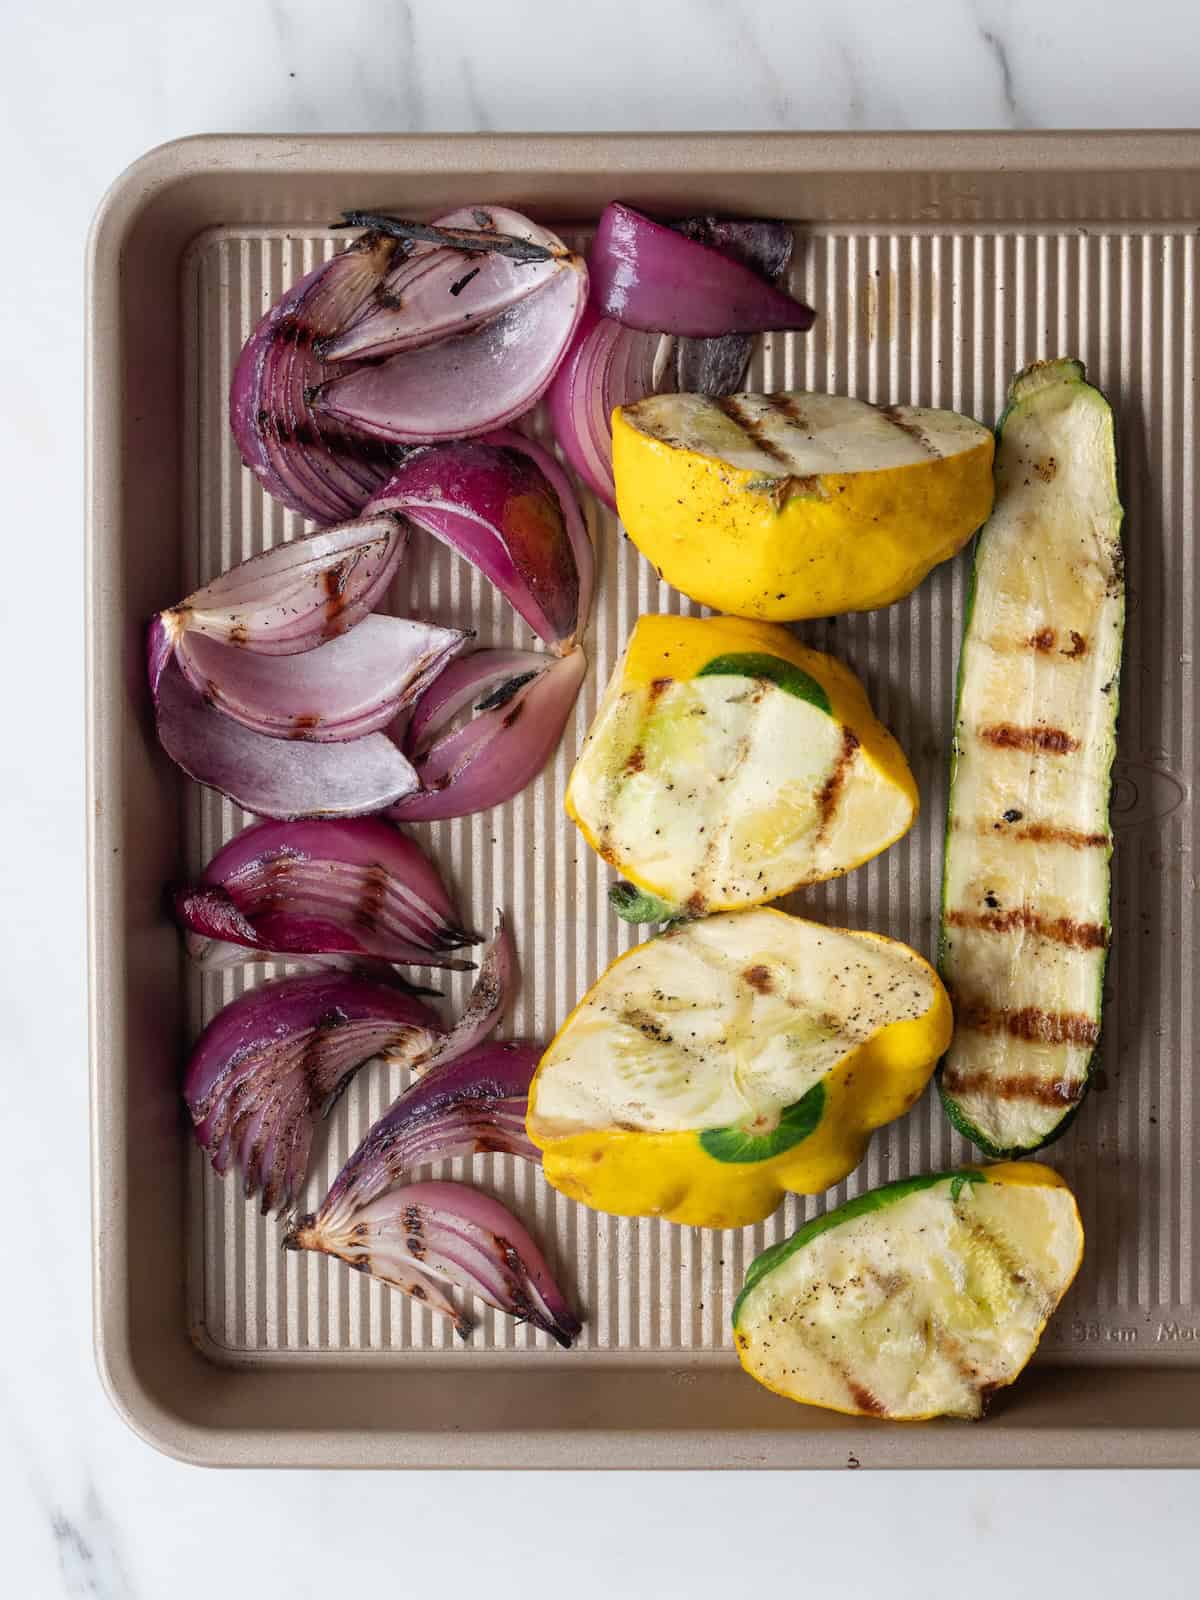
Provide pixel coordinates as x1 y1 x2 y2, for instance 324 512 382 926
259 412 401 465
715 395 793 466
880 404 939 457
1019 626 1089 659
355 862 390 932
846 1378 888 1417
764 393 811 431
769 1311 890 1417
475 671 538 713
263 1078 312 1212
815 1338 889 1417
864 1267 907 1304
620 1007 675 1048
322 557 356 629
953 998 1101 1047
816 728 860 836
1107 543 1125 597
202 1048 270 1125
925 1317 985 1395
595 829 620 867
863 1267 982 1403
979 722 1080 754
958 818 1111 849
624 745 646 775
272 315 315 348
946 907 1108 950
691 828 723 913
942 1067 1086 1107
1012 821 1109 847
323 561 349 597
681 728 756 913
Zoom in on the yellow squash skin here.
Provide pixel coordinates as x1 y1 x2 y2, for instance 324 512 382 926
612 402 994 621
564 614 919 914
733 1162 1082 1421
527 910 953 1229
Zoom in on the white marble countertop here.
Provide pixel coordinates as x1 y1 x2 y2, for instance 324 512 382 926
4 0 1199 1593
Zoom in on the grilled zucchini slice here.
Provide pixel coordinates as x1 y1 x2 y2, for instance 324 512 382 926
938 358 1124 1155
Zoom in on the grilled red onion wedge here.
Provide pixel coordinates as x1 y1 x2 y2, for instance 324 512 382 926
590 202 813 337
419 911 515 1069
159 514 407 656
391 646 587 822
313 210 587 444
174 817 481 971
320 206 577 363
286 1180 580 1346
365 431 591 654
316 1039 541 1225
546 305 666 510
172 614 466 743
184 974 443 1215
185 913 514 1211
669 217 795 394
149 637 421 819
230 230 407 525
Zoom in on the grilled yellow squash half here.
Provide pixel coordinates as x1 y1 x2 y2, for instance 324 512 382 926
734 1162 1083 1420
527 908 951 1228
566 614 917 920
612 390 994 620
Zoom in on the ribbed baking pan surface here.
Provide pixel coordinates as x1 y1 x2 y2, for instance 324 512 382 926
185 220 1196 1369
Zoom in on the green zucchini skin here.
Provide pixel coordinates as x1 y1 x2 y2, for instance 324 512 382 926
937 358 1124 1157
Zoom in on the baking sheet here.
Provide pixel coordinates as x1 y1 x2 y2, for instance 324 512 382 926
88 135 1200 1465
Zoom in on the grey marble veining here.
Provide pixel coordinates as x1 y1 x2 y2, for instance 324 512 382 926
50 1485 136 1600
976 20 1030 127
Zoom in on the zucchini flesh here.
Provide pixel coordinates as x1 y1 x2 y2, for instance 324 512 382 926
733 1167 1083 1421
939 358 1124 1155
